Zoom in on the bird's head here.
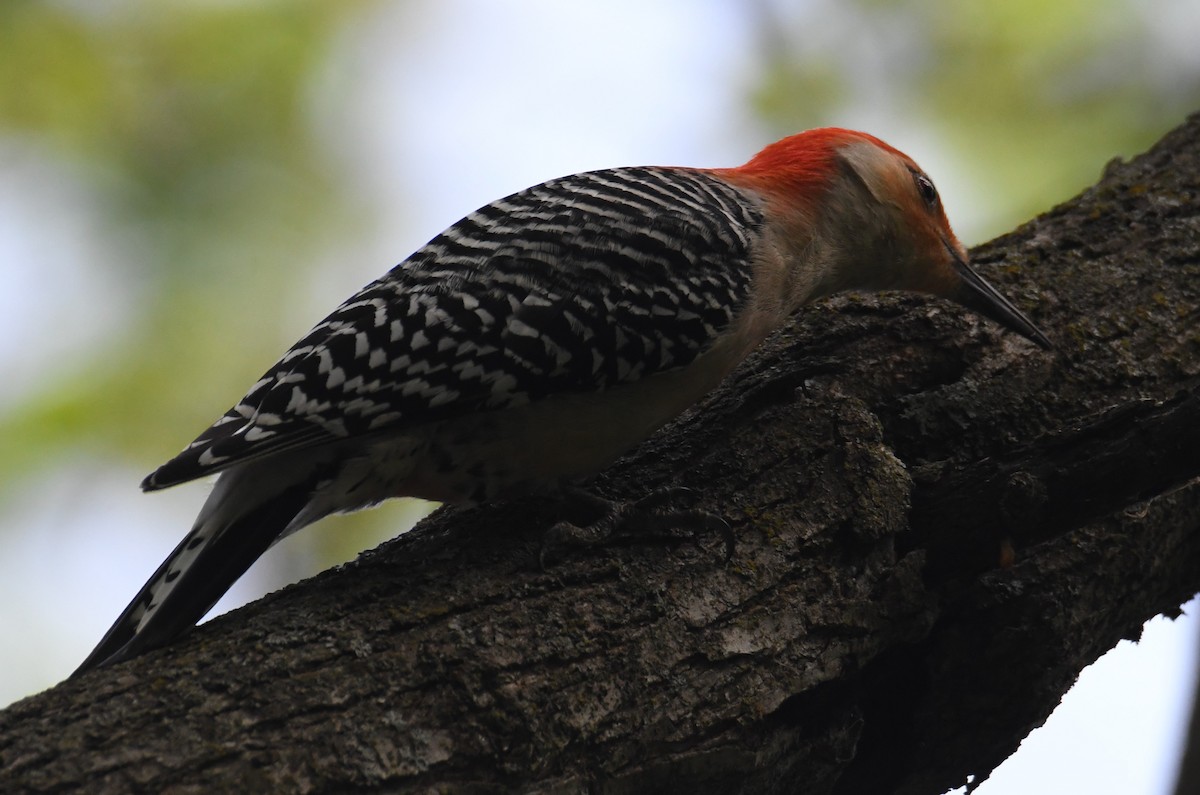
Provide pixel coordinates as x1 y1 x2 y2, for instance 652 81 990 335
724 128 1052 349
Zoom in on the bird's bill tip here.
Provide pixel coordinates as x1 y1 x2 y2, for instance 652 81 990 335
950 254 1053 350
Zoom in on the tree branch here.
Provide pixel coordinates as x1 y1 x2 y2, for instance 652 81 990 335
4 112 1200 794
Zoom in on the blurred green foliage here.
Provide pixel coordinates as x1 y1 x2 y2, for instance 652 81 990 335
0 0 396 562
0 0 366 471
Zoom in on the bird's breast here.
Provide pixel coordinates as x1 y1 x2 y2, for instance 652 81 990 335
363 327 760 505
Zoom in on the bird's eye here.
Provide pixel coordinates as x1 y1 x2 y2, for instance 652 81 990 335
913 172 939 209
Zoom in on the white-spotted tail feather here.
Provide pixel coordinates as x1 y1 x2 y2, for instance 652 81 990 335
73 455 330 676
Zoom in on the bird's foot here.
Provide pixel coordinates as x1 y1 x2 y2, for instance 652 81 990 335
539 485 733 568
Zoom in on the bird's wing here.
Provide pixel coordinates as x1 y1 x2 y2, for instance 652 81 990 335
143 167 763 490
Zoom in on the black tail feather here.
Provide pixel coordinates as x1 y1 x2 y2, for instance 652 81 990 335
72 480 313 677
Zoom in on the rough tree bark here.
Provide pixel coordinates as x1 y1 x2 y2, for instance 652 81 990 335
3 112 1199 795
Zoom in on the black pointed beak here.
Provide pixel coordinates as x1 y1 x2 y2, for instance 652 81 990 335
947 243 1052 350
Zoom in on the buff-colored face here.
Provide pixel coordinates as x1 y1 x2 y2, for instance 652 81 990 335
838 138 1051 349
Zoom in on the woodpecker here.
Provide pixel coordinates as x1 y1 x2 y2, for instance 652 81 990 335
74 128 1051 676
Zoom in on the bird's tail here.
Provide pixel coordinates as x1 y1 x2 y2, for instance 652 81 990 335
71 464 321 677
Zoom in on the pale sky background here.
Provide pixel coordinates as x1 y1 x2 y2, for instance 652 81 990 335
1 2 1198 793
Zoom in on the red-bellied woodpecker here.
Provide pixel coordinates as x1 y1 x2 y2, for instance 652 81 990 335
74 128 1051 676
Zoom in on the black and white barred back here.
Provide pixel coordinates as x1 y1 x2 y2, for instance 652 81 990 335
73 166 765 675
145 167 765 492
